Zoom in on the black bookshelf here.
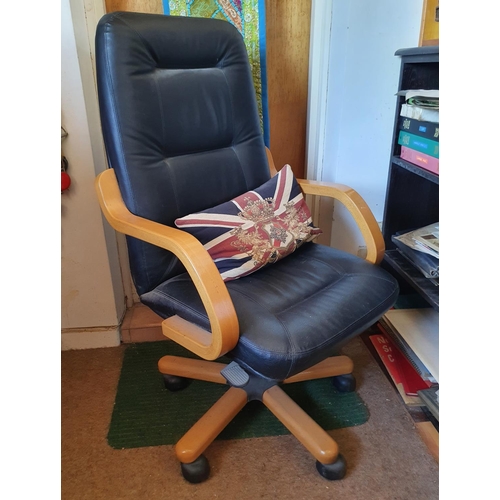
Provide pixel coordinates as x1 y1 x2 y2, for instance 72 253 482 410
378 48 440 429
382 46 439 308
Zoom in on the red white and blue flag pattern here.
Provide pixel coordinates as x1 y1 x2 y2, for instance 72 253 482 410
175 164 322 281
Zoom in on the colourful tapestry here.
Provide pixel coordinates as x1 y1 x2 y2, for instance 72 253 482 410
163 0 269 146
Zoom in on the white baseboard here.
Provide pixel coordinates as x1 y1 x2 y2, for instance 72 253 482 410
61 327 121 350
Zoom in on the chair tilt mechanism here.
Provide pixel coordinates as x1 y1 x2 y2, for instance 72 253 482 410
94 11 399 483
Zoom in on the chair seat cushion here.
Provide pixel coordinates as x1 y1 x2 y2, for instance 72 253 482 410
141 243 399 380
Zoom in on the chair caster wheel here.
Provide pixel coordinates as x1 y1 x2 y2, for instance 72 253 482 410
162 374 192 392
180 454 210 483
316 454 347 480
332 374 356 392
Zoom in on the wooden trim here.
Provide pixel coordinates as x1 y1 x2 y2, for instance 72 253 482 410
297 178 385 264
419 0 439 47
265 0 311 180
415 421 439 462
94 168 239 360
104 0 163 14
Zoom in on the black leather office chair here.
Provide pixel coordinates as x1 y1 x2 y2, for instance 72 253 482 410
94 11 399 483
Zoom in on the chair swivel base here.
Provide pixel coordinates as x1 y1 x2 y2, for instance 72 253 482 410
157 354 355 483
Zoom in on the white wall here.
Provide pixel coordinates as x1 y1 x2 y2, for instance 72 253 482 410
61 0 126 349
321 0 423 255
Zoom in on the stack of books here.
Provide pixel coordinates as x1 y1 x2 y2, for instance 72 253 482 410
371 307 439 416
397 89 439 175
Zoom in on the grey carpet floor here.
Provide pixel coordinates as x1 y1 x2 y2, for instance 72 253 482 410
61 336 438 500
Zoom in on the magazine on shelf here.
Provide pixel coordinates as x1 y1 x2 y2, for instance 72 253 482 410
396 89 439 109
397 89 439 122
393 223 439 259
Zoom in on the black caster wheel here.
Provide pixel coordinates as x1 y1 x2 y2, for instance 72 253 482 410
162 374 192 392
180 454 210 484
316 453 347 480
332 374 356 393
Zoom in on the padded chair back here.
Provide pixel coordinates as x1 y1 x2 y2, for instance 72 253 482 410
95 12 270 295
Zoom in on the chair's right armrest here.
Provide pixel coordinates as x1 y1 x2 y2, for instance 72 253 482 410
297 179 385 265
95 168 239 360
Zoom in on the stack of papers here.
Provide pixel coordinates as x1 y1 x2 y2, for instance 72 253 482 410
394 223 439 259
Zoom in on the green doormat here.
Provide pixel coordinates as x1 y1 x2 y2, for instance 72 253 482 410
107 341 369 449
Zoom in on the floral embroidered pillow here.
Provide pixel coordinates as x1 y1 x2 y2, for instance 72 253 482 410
174 164 322 282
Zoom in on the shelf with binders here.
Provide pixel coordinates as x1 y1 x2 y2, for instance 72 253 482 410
393 124 439 181
392 104 439 183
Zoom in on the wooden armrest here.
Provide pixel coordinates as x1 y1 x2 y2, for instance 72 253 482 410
265 147 384 265
95 169 239 360
265 147 278 177
296 179 385 264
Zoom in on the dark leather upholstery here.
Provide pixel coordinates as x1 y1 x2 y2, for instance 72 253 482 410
96 12 270 295
142 243 398 380
96 12 399 381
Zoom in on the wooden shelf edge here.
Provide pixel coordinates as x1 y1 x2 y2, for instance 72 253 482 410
415 421 439 462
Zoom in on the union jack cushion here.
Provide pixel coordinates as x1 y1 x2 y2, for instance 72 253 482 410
174 164 322 281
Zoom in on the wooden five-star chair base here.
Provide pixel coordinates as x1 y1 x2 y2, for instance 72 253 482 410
158 353 355 483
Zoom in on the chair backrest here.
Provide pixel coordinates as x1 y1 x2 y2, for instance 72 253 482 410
95 12 270 296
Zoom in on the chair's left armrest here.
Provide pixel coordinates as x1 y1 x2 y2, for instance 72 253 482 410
297 179 385 264
95 168 239 360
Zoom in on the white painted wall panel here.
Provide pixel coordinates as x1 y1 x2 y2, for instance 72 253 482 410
61 0 125 348
322 0 423 255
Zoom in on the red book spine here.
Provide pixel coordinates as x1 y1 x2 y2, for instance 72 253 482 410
370 333 404 388
369 331 431 395
400 146 439 175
